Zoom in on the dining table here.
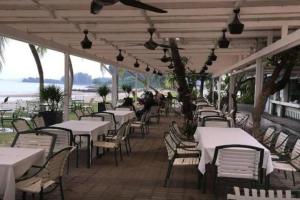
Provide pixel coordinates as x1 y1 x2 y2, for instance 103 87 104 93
0 147 44 200
194 127 273 175
105 110 136 125
52 120 111 168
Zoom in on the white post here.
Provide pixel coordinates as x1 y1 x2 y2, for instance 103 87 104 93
146 74 150 90
211 78 215 104
228 75 235 111
217 77 221 109
111 66 118 107
254 58 264 107
266 31 273 113
63 52 70 121
135 73 138 100
281 25 289 38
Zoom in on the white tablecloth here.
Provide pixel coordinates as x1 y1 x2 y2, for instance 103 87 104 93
53 120 111 141
194 127 273 175
0 147 44 200
105 110 135 125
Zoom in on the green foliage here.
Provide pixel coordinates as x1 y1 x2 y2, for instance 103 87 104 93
122 84 132 97
40 85 63 111
97 85 110 102
238 78 255 104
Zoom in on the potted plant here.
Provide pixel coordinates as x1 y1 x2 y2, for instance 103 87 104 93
121 84 133 106
39 85 63 126
97 85 110 112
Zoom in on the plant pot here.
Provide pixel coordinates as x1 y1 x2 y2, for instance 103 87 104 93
39 111 63 126
98 102 106 112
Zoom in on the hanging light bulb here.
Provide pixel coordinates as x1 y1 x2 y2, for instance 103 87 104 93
81 29 92 49
209 48 217 61
218 29 230 48
206 59 212 66
145 65 150 72
228 8 244 34
134 59 140 68
116 49 124 62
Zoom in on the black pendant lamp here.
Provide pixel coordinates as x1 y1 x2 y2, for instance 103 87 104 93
203 65 208 71
209 48 217 61
228 8 244 34
153 69 157 74
145 65 150 72
81 30 92 49
157 71 163 76
116 49 124 62
218 29 230 48
134 59 140 68
168 61 174 69
206 59 212 66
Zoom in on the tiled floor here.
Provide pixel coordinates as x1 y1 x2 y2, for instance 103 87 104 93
15 113 300 200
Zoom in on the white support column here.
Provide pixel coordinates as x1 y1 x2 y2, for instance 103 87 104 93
228 75 235 111
135 73 138 99
111 66 118 107
217 77 221 109
254 58 264 107
63 52 70 121
281 25 289 39
211 78 215 104
146 74 150 90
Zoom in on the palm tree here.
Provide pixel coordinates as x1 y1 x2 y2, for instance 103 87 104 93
0 36 8 71
29 44 46 93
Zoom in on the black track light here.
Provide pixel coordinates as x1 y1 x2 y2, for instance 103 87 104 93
116 49 124 62
209 49 217 61
134 59 140 68
81 30 92 49
228 8 244 34
218 29 230 48
145 65 150 72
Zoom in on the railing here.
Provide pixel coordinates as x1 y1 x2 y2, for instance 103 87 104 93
285 107 300 120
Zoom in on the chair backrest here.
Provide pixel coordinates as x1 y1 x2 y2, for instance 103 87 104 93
11 130 57 159
201 105 216 110
203 116 231 128
198 110 220 117
74 109 84 120
80 115 104 121
32 115 46 128
164 132 177 160
275 131 289 154
98 112 117 131
290 139 300 168
37 127 74 153
115 122 127 143
44 146 74 180
105 103 114 110
86 107 94 115
212 145 264 181
11 118 32 133
263 127 275 147
227 187 297 200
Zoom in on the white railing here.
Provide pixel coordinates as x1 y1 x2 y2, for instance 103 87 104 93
285 107 300 120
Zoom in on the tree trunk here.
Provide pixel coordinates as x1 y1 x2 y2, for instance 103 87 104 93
29 44 44 94
169 39 193 121
199 78 204 98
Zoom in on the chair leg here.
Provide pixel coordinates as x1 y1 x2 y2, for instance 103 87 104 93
127 138 132 152
124 141 129 156
141 127 145 138
284 171 288 179
39 187 43 200
164 162 173 187
119 144 123 161
59 177 65 200
292 171 296 186
76 145 79 168
22 192 27 200
114 148 118 166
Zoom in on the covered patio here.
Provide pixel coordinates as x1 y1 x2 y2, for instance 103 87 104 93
1 0 300 200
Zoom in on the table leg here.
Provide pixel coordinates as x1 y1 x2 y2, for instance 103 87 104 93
87 135 91 168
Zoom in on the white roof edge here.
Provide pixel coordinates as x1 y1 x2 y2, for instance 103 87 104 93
214 28 300 78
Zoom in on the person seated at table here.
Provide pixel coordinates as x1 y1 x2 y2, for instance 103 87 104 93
136 91 156 119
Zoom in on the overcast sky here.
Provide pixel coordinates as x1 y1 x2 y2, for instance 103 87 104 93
0 38 110 80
